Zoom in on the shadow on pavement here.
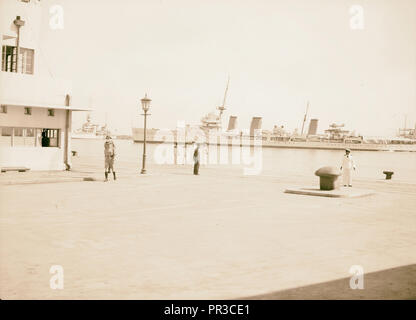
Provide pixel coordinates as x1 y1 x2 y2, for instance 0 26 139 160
239 264 416 300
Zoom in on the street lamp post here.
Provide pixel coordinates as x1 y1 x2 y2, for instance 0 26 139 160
140 94 151 174
13 16 25 73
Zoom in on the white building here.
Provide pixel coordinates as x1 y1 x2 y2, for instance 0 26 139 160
0 0 90 170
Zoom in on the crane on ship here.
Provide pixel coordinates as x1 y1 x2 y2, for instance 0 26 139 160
300 101 309 136
200 76 230 131
217 76 230 119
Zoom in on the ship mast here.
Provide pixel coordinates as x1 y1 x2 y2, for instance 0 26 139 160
217 76 230 119
301 100 309 136
105 112 108 135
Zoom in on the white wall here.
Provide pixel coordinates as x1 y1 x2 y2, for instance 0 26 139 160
0 146 65 171
0 72 72 108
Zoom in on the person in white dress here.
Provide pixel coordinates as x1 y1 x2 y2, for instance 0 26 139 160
340 149 356 187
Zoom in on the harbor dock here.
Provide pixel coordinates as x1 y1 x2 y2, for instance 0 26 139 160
1 158 415 299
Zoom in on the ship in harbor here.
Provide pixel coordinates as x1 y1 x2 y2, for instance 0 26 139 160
132 81 416 151
133 112 416 152
133 114 416 152
398 127 416 140
72 113 111 139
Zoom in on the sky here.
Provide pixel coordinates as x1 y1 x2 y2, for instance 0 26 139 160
38 0 416 136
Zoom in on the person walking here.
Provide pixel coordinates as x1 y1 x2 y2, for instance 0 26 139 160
340 149 356 187
193 143 200 175
104 136 116 181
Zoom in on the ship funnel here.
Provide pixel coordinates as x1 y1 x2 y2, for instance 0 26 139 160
307 119 319 135
227 116 237 131
250 117 262 136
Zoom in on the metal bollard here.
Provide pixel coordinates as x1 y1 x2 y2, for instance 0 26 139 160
315 166 342 191
383 171 394 180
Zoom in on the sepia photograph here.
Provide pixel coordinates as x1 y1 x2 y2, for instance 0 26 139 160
0 0 415 308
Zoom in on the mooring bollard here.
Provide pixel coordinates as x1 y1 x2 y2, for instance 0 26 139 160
383 171 394 180
71 151 77 156
315 166 341 191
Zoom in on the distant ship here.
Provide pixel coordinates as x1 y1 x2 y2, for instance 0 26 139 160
398 127 416 140
261 122 416 151
72 113 111 139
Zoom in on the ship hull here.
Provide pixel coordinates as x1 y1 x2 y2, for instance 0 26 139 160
71 133 105 140
261 141 416 152
132 128 416 152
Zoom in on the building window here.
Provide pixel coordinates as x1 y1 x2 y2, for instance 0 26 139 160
13 127 35 146
14 127 23 136
42 129 59 147
0 127 12 146
24 107 31 115
1 45 34 74
1 46 15 72
26 128 35 137
1 127 12 136
20 48 34 74
0 127 60 147
48 109 55 117
0 105 7 113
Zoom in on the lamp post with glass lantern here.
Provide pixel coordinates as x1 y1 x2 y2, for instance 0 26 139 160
140 94 151 174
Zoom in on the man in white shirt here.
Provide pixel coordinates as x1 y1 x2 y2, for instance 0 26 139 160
340 149 356 187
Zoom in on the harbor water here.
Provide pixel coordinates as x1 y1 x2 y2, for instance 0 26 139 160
72 139 416 182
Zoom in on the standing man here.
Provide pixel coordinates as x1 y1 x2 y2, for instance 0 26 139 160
174 142 178 165
340 149 356 187
193 143 200 175
104 135 116 181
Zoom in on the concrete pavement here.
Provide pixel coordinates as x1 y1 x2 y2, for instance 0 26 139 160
0 163 415 299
